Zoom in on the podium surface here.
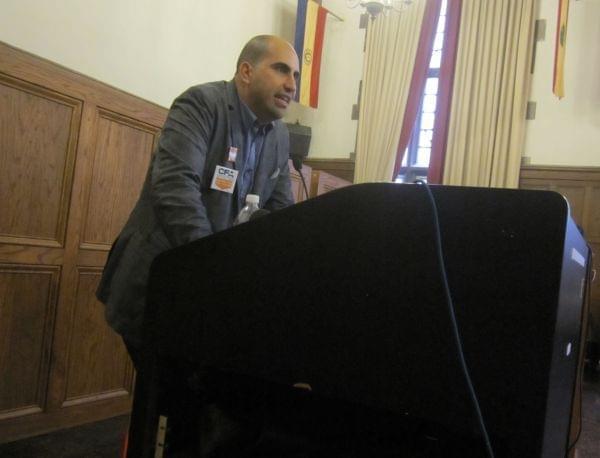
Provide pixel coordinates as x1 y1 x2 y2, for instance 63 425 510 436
132 183 588 458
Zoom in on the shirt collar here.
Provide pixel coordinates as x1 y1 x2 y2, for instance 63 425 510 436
238 98 274 135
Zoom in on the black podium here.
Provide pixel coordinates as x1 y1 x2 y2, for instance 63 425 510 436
127 183 589 458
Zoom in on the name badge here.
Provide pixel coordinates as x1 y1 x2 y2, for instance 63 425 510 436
228 146 238 163
210 165 238 194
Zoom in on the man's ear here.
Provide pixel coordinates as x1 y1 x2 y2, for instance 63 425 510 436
238 62 253 84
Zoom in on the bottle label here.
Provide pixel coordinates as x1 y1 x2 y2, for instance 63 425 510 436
210 165 238 194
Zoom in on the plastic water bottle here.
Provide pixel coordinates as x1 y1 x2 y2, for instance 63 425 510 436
233 194 260 225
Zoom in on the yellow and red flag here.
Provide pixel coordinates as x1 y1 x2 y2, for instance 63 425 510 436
294 0 328 108
553 0 570 98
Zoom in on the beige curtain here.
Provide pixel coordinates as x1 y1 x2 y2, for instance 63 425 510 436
442 0 536 188
354 1 427 183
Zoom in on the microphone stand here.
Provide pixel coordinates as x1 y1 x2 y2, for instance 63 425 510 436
292 155 310 200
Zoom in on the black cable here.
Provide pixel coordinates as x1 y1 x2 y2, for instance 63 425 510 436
299 170 310 201
291 156 310 200
414 180 495 458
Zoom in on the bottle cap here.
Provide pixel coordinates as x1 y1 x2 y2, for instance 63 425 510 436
246 194 259 204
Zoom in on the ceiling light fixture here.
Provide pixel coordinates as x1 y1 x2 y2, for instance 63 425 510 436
347 0 413 20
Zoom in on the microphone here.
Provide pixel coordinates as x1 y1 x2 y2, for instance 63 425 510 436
286 121 311 200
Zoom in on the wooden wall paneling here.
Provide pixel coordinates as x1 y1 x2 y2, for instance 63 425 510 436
589 242 600 295
43 102 102 414
585 183 600 322
309 170 352 198
0 393 132 444
586 185 600 314
54 105 157 410
0 264 60 420
0 245 64 266
0 50 84 438
43 103 146 409
587 185 600 239
0 73 82 248
62 268 133 407
45 101 159 417
0 41 168 442
303 158 355 183
81 109 158 249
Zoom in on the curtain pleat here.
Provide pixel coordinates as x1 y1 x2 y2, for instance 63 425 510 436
354 1 428 184
442 0 536 188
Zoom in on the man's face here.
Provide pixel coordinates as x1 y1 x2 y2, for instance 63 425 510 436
244 41 300 122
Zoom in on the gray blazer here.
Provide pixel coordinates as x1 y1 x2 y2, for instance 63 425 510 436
97 80 294 346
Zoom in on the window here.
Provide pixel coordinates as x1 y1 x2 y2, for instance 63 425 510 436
396 0 448 183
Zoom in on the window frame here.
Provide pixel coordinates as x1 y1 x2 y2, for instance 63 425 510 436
395 0 461 184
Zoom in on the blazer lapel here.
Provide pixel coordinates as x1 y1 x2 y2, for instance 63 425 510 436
225 81 245 172
224 81 280 207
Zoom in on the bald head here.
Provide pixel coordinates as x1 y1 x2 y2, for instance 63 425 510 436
235 35 295 74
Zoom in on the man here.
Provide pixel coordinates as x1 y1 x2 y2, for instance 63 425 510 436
96 35 299 365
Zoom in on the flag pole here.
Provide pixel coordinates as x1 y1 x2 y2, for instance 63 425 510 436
325 9 344 21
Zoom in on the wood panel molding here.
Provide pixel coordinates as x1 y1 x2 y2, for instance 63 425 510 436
0 264 60 420
0 395 131 444
0 73 82 247
304 158 355 183
0 41 164 442
520 165 600 183
310 170 352 198
61 268 133 407
80 108 158 249
0 245 64 266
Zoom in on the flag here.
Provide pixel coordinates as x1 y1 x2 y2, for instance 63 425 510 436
553 0 569 98
294 0 328 108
